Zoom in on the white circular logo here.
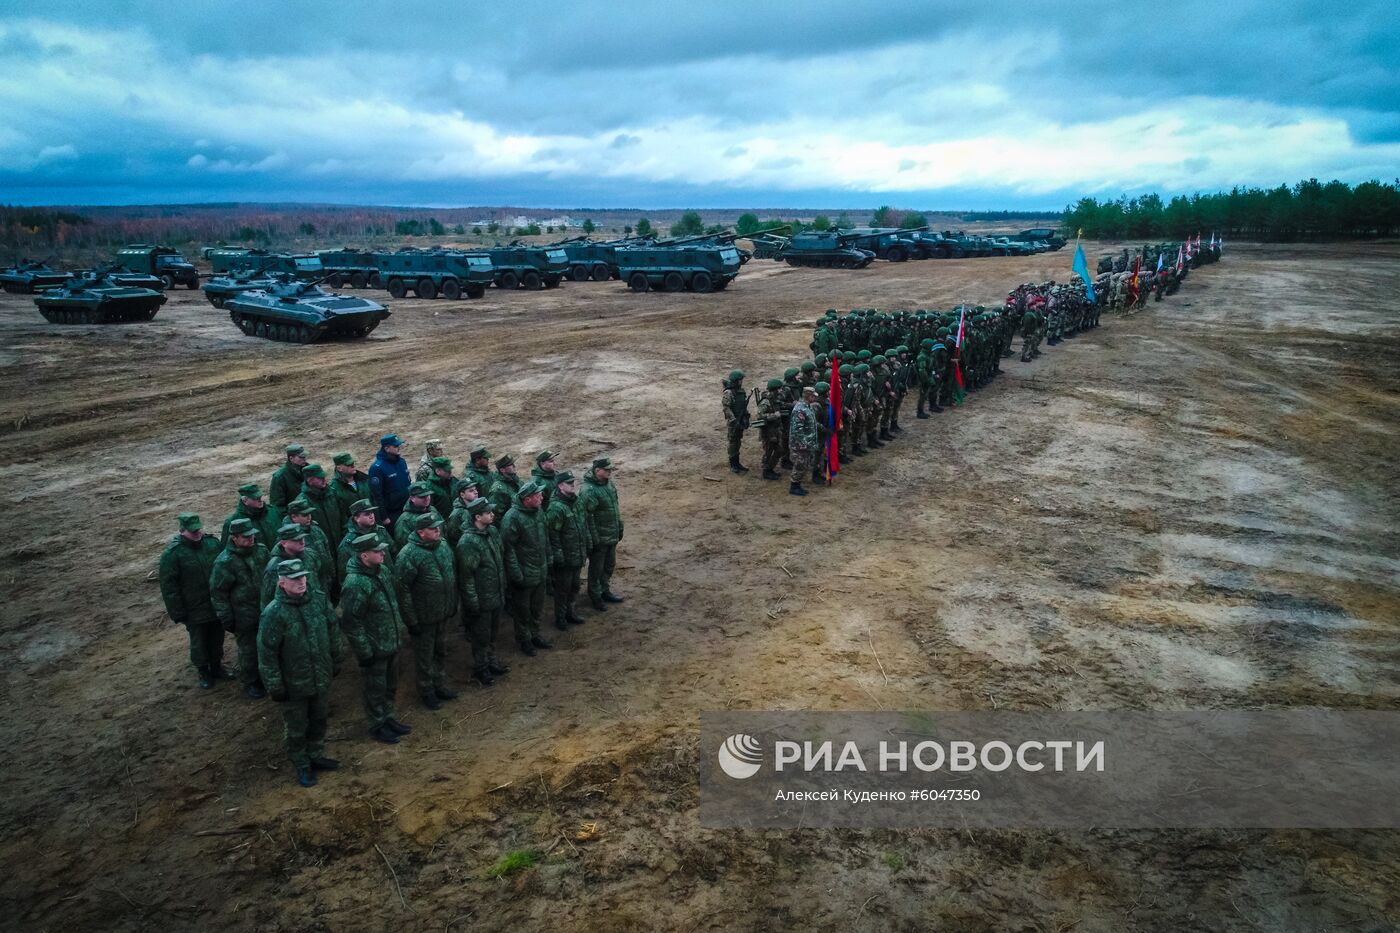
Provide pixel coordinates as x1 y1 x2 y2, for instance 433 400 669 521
718 733 763 779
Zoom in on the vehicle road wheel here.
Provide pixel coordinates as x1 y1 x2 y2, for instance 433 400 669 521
416 278 438 299
387 277 407 299
628 272 650 292
210 296 224 308
663 271 684 292
368 272 382 288
465 283 485 299
886 246 908 263
522 270 543 290
325 273 343 288
498 271 518 290
591 265 611 282
440 278 462 300
544 274 561 288
255 321 271 339
690 271 713 293
160 274 176 290
350 272 368 288
187 279 200 289
298 325 317 343
571 264 590 282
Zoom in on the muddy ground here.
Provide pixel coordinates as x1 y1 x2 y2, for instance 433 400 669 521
1 242 1397 932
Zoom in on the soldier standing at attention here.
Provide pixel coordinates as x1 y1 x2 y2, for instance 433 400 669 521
810 382 830 485
455 498 508 686
780 367 801 468
284 497 336 599
258 558 337 787
393 481 444 551
1021 303 1042 362
756 378 785 481
489 455 523 519
394 512 459 710
415 439 445 482
339 534 409 744
579 457 624 611
369 433 411 530
501 480 552 655
337 500 393 589
788 386 818 497
299 463 345 547
158 512 225 689
330 452 365 526
531 450 560 507
269 444 308 511
426 457 456 517
721 369 750 474
220 483 279 548
210 518 270 698
545 470 588 630
260 523 312 608
445 479 482 547
464 445 494 490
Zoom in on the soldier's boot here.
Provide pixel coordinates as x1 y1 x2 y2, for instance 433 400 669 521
518 639 538 656
867 432 883 449
917 402 929 419
197 666 214 689
761 468 781 481
1021 351 1033 363
245 683 266 700
310 757 339 771
812 465 822 483
435 685 458 701
930 403 944 413
472 667 496 687
370 724 400 744
839 454 853 464
729 456 749 474
789 482 808 497
554 608 570 631
880 428 894 441
531 635 553 650
590 594 607 612
421 692 443 711
296 767 317 788
567 610 586 625
216 665 235 680
781 457 793 469
488 652 510 675
387 718 412 734
852 444 866 456
603 591 624 603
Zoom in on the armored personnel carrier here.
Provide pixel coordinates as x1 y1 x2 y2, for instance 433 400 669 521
548 237 618 281
617 245 741 292
203 247 324 278
224 279 390 342
202 269 286 308
316 247 381 288
481 246 570 290
114 244 200 289
374 247 494 299
33 271 167 324
773 231 876 268
0 259 71 293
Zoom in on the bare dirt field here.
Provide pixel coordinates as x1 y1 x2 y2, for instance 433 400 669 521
1 242 1397 931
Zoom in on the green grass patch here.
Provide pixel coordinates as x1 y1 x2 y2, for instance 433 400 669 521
486 848 541 878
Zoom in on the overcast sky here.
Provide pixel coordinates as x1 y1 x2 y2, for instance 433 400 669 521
2 0 1397 209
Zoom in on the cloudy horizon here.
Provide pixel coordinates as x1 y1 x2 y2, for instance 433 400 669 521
2 0 1398 209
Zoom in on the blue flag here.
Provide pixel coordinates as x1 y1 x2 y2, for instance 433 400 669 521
1071 243 1096 303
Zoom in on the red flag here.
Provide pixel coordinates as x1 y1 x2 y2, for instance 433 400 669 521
827 357 842 480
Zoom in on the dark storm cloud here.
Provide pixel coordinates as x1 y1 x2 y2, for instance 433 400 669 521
1 0 1396 206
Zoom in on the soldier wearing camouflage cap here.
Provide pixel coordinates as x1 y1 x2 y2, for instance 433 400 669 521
260 523 310 609
445 478 482 547
210 517 271 698
464 445 494 490
488 455 522 520
500 479 552 654
158 512 227 689
531 450 560 508
220 483 279 550
270 444 309 511
298 463 345 547
339 532 409 744
415 439 446 482
579 457 624 610
455 497 508 685
721 369 750 474
284 497 336 601
780 367 802 468
258 558 338 787
425 456 455 518
393 480 444 552
330 452 367 526
337 499 394 589
544 470 588 629
394 511 459 710
755 378 786 481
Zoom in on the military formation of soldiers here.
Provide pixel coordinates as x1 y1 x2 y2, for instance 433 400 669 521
724 246 1223 484
1095 237 1222 312
158 435 625 787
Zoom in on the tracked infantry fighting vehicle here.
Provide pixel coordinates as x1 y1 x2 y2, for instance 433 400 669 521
375 248 494 299
0 259 71 293
773 231 876 268
617 245 741 292
224 279 390 342
33 271 167 324
114 244 200 289
202 269 286 308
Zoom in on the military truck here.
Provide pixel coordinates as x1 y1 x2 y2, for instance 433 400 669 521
617 245 741 292
316 247 382 288
547 236 618 281
1011 228 1067 251
374 248 494 299
114 245 200 289
480 246 570 290
203 247 324 278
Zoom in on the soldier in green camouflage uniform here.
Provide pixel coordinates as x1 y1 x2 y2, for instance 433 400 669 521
330 452 367 527
780 367 801 467
455 498 509 686
258 559 338 786
158 512 226 688
338 499 395 589
488 455 522 520
297 464 345 558
544 470 588 630
788 386 818 496
269 444 308 511
531 450 560 507
220 483 280 550
339 534 409 743
721 369 750 474
284 497 336 600
1021 305 1042 362
756 377 785 481
394 512 459 709
426 456 455 517
579 457 624 611
393 481 445 551
501 480 551 654
445 479 482 547
464 445 494 490
210 517 270 697
415 439 445 482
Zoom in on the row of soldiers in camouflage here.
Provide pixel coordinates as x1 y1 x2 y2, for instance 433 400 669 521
1095 239 1221 311
721 251 1224 484
157 436 624 787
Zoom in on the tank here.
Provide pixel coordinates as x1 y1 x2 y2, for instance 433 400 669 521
33 271 167 324
224 279 390 342
616 245 742 292
774 231 876 268
374 247 493 299
202 269 287 308
315 247 382 288
0 259 72 293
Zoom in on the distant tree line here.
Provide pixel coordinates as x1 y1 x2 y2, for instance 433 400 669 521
1063 179 1400 241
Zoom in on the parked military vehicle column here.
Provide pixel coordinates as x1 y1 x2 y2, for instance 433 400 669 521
546 236 619 281
224 278 390 342
33 270 167 324
481 245 570 290
618 244 742 292
0 259 71 293
316 247 382 288
374 247 494 299
114 244 200 289
203 247 325 279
